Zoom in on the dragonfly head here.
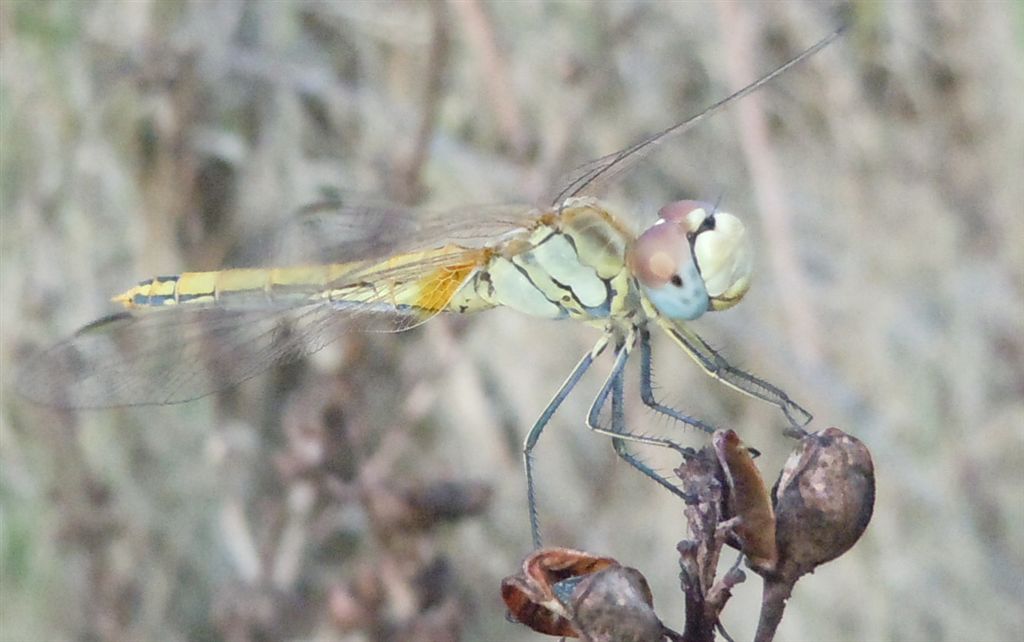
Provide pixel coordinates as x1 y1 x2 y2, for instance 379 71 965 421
628 200 752 320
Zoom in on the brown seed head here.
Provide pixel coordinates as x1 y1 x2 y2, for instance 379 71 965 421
773 427 875 580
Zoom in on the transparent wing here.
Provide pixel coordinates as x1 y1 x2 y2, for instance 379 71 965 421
548 26 844 206
19 244 490 408
274 200 536 267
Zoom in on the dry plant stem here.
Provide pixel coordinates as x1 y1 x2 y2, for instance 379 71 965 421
681 577 715 642
703 550 745 620
715 1 823 370
40 407 127 641
754 577 796 642
392 1 450 205
267 378 491 640
676 451 742 642
681 524 745 642
450 0 530 158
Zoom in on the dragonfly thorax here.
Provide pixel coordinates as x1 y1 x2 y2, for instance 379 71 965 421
628 200 752 320
463 199 636 323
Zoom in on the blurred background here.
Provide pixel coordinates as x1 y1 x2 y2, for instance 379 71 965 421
2 1 1022 641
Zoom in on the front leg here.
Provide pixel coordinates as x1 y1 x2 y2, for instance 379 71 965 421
657 317 812 435
638 327 715 434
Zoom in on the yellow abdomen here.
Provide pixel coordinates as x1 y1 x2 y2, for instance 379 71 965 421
114 246 490 314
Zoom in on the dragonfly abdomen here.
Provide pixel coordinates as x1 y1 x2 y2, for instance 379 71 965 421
112 264 363 309
114 254 493 316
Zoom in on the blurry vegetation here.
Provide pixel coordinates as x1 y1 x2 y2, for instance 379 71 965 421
2 1 1022 641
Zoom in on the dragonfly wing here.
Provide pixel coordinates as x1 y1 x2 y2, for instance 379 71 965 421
19 246 489 408
18 304 341 407
275 201 535 267
547 27 844 206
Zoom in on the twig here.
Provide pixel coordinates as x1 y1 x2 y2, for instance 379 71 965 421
754 577 796 642
392 0 450 205
449 0 530 159
714 1 824 372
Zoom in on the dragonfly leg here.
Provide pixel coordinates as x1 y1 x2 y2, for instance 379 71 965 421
523 335 609 549
659 319 813 436
585 331 694 501
638 327 715 434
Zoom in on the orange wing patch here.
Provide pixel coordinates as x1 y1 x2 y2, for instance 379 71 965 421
415 258 481 311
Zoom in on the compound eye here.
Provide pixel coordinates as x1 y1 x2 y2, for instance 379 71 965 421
628 217 686 289
628 207 710 321
692 211 752 310
657 200 717 236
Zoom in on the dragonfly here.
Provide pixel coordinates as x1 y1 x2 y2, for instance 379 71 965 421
18 27 841 549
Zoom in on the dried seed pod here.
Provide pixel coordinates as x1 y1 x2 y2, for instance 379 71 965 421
558 565 664 642
500 548 621 637
773 427 875 579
